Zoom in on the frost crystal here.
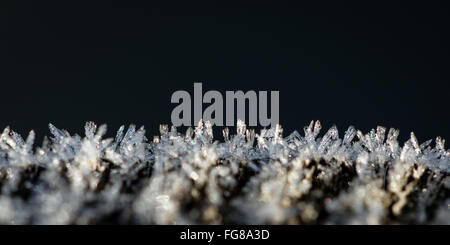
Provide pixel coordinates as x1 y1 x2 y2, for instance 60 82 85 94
0 120 448 224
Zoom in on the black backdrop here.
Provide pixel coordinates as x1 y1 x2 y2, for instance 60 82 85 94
2 1 449 145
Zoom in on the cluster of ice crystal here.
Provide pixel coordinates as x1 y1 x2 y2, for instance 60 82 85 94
0 120 448 224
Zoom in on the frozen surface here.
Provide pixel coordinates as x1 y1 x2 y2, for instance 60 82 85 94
0 120 448 224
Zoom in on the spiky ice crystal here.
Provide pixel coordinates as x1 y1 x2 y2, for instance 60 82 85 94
0 120 448 224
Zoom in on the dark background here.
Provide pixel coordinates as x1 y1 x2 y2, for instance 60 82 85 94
1 1 449 145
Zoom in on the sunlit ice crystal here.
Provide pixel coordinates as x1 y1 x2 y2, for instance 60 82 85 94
0 120 447 224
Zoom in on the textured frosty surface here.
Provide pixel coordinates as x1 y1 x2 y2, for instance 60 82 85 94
0 120 448 224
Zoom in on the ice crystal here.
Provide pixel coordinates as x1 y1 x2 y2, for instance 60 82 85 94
0 120 448 224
